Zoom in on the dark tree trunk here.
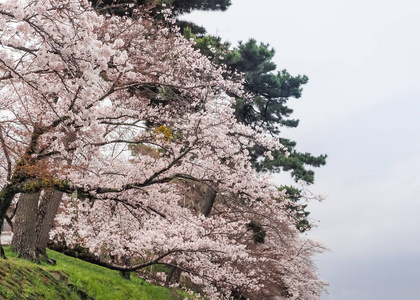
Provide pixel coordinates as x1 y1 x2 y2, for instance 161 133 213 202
34 132 73 260
118 254 131 280
165 265 182 287
119 270 131 280
11 192 41 260
200 186 217 217
35 189 63 259
0 184 18 259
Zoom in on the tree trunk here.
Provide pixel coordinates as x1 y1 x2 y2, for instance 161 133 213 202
201 186 217 217
118 254 131 280
11 192 41 260
165 265 182 287
0 184 19 259
35 189 63 259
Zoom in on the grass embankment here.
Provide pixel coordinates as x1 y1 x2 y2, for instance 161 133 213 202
0 247 188 300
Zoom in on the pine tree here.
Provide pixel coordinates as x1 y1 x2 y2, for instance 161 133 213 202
89 0 231 16
193 36 327 184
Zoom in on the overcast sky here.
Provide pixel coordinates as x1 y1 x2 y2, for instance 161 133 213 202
184 1 420 299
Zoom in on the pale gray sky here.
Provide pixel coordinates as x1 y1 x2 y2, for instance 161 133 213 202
184 1 420 299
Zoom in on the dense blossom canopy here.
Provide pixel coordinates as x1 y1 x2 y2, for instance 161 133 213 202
0 1 326 298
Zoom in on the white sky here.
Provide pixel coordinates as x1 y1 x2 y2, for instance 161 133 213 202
184 1 420 299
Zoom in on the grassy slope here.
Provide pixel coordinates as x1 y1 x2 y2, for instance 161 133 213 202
0 247 189 300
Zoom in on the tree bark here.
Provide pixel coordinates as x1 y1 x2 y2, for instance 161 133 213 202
11 192 41 260
200 186 217 217
0 184 19 259
118 254 131 280
165 265 182 287
35 189 63 260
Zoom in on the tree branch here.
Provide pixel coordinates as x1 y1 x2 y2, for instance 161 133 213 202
0 127 12 181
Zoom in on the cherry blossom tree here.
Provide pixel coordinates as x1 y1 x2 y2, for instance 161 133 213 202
0 0 326 298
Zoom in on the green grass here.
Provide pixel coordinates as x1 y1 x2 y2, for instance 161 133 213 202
0 247 190 300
